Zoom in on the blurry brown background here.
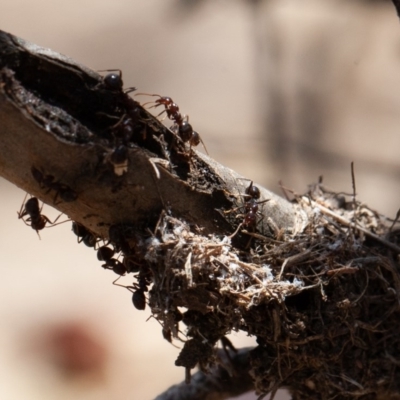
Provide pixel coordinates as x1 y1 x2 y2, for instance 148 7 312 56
0 0 399 399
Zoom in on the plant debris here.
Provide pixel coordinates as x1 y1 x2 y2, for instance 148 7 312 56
123 181 400 399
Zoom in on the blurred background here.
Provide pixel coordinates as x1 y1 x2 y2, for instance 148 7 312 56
1 0 399 399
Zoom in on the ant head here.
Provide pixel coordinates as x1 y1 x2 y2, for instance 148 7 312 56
155 96 172 106
103 73 123 91
245 182 260 200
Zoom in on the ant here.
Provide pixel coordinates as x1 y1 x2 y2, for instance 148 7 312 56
99 70 146 175
112 278 147 310
71 222 98 248
136 93 208 153
96 245 127 276
107 224 140 273
108 224 136 249
100 69 137 95
17 195 63 235
227 181 269 238
242 182 263 230
242 181 270 230
31 166 77 204
100 70 140 119
112 264 152 311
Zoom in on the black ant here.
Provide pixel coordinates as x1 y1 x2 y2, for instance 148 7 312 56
100 69 137 95
31 166 77 204
107 224 141 273
132 289 146 310
112 279 147 310
96 245 127 276
103 259 127 276
227 181 269 238
136 93 208 153
112 265 151 310
97 245 115 261
17 195 63 235
100 70 140 119
71 222 98 248
242 182 262 230
99 70 146 174
242 181 270 230
108 224 136 249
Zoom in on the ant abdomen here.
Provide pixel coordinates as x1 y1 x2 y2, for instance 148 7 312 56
97 246 115 262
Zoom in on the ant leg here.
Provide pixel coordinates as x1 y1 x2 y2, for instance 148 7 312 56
124 87 137 94
227 222 243 240
44 215 71 228
223 205 244 216
21 216 32 228
98 69 122 76
197 136 209 155
135 92 161 98
112 276 135 292
17 193 29 219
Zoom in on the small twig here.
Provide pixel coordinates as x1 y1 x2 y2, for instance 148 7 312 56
303 197 400 254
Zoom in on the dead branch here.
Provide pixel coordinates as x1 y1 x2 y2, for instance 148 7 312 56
0 30 300 244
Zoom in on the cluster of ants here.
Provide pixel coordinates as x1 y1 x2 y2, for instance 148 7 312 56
16 67 211 313
17 189 150 311
71 222 151 311
17 178 267 315
101 69 206 171
16 67 267 316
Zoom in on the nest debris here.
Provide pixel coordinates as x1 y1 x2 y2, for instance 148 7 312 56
129 182 400 400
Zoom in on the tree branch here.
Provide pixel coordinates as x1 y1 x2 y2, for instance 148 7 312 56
0 29 300 243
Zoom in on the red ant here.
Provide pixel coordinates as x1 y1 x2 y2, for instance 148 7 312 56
17 195 64 236
136 93 208 153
